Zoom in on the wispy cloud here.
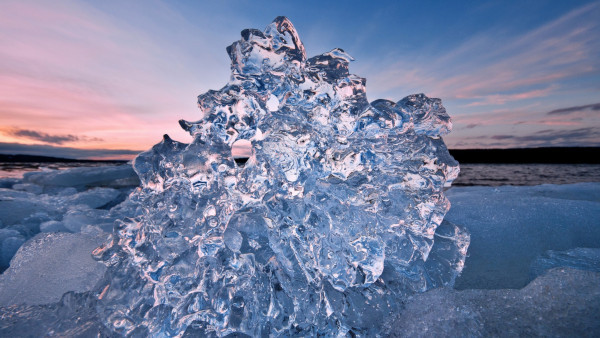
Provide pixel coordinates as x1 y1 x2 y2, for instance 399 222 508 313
464 86 558 107
2 128 102 145
488 127 600 144
363 2 600 108
489 135 514 140
455 127 600 149
547 103 600 115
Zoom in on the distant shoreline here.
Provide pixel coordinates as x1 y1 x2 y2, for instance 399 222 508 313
1 147 599 164
0 154 128 164
449 147 600 164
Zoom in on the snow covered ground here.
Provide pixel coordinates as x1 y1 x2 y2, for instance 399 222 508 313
0 165 598 335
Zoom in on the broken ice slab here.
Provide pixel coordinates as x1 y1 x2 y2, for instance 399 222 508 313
23 164 139 189
386 267 600 337
0 232 106 307
530 247 600 279
0 165 139 271
446 183 600 289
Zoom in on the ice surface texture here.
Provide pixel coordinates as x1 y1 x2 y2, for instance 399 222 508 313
446 183 600 289
386 267 600 337
0 164 137 271
530 247 600 279
94 17 467 336
0 232 106 307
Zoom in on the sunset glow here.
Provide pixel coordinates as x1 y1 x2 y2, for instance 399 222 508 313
1 0 599 159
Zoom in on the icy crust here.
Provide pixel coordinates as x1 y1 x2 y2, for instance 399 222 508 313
0 232 106 307
446 183 600 290
385 267 600 337
94 17 467 336
0 165 138 270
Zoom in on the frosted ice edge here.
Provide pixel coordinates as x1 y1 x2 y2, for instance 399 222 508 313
94 16 468 336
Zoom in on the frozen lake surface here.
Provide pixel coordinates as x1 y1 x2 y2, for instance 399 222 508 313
0 164 598 336
0 161 127 179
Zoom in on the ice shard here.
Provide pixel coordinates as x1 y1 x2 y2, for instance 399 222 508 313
93 16 468 336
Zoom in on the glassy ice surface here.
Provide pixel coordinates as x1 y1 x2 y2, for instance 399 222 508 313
89 17 467 336
0 232 106 307
446 183 600 290
530 247 600 279
386 267 600 337
0 164 138 271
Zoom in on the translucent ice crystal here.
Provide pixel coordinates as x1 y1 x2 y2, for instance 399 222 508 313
94 16 468 336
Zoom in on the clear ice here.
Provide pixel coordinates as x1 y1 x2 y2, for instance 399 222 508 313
93 17 468 336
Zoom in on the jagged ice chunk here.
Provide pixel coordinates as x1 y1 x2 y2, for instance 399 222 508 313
93 17 467 336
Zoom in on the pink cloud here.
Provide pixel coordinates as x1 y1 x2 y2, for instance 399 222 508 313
0 0 232 152
535 121 582 126
463 85 558 107
363 2 599 104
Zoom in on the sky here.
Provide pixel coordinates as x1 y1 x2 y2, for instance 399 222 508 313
1 0 599 159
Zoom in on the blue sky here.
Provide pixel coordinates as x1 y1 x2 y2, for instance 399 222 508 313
1 0 599 158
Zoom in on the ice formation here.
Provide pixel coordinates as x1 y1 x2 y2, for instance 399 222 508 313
0 232 106 307
530 247 600 279
89 17 467 336
0 165 137 270
4 182 600 336
386 267 600 337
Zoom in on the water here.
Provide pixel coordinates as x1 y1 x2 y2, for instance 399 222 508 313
0 162 126 179
3 162 599 186
452 163 600 186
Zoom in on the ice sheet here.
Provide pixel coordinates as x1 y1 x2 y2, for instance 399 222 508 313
386 267 600 337
0 165 139 271
446 183 600 289
0 232 107 306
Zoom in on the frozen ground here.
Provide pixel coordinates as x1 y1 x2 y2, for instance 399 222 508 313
0 165 599 336
0 232 106 307
0 164 139 271
446 183 600 289
386 267 600 337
